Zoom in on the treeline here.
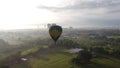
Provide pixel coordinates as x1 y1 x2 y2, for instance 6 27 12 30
49 39 79 49
77 35 120 59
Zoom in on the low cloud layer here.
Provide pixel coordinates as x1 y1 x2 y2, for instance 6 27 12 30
39 0 120 12
38 0 120 28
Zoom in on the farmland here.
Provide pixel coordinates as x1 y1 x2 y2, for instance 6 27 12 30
0 29 120 68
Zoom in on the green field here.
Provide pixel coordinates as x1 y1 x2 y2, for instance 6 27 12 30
21 47 40 56
10 51 120 68
29 54 75 68
78 56 120 68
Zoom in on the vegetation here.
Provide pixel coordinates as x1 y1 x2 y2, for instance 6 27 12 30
72 50 92 65
21 47 39 56
0 29 120 68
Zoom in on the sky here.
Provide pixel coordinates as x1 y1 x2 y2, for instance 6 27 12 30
0 0 120 29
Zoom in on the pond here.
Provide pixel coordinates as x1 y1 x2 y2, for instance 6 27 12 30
69 48 83 53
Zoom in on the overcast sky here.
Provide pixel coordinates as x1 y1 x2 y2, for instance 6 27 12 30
0 0 120 29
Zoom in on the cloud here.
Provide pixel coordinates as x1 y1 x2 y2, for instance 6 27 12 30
38 0 120 12
37 0 120 28
108 9 120 13
58 17 120 28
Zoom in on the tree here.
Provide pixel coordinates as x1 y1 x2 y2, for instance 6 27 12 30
50 39 79 48
72 50 92 65
0 65 9 68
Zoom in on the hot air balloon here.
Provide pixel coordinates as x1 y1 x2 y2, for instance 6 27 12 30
49 25 62 44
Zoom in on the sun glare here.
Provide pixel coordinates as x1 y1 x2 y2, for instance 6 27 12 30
0 0 63 30
39 0 65 7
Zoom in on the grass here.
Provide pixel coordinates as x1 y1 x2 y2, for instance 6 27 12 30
91 57 120 68
21 47 39 56
77 55 120 68
26 49 120 68
108 36 120 39
29 53 75 68
0 54 6 61
20 45 48 56
1 48 120 68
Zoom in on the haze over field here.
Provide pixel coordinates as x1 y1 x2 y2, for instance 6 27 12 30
0 0 120 30
0 0 120 68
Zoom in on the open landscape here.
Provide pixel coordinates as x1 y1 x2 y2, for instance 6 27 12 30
0 28 120 68
0 0 120 68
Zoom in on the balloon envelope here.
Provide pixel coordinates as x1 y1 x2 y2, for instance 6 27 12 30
49 25 62 42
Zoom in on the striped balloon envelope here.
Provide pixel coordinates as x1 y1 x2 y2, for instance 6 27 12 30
49 25 62 42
